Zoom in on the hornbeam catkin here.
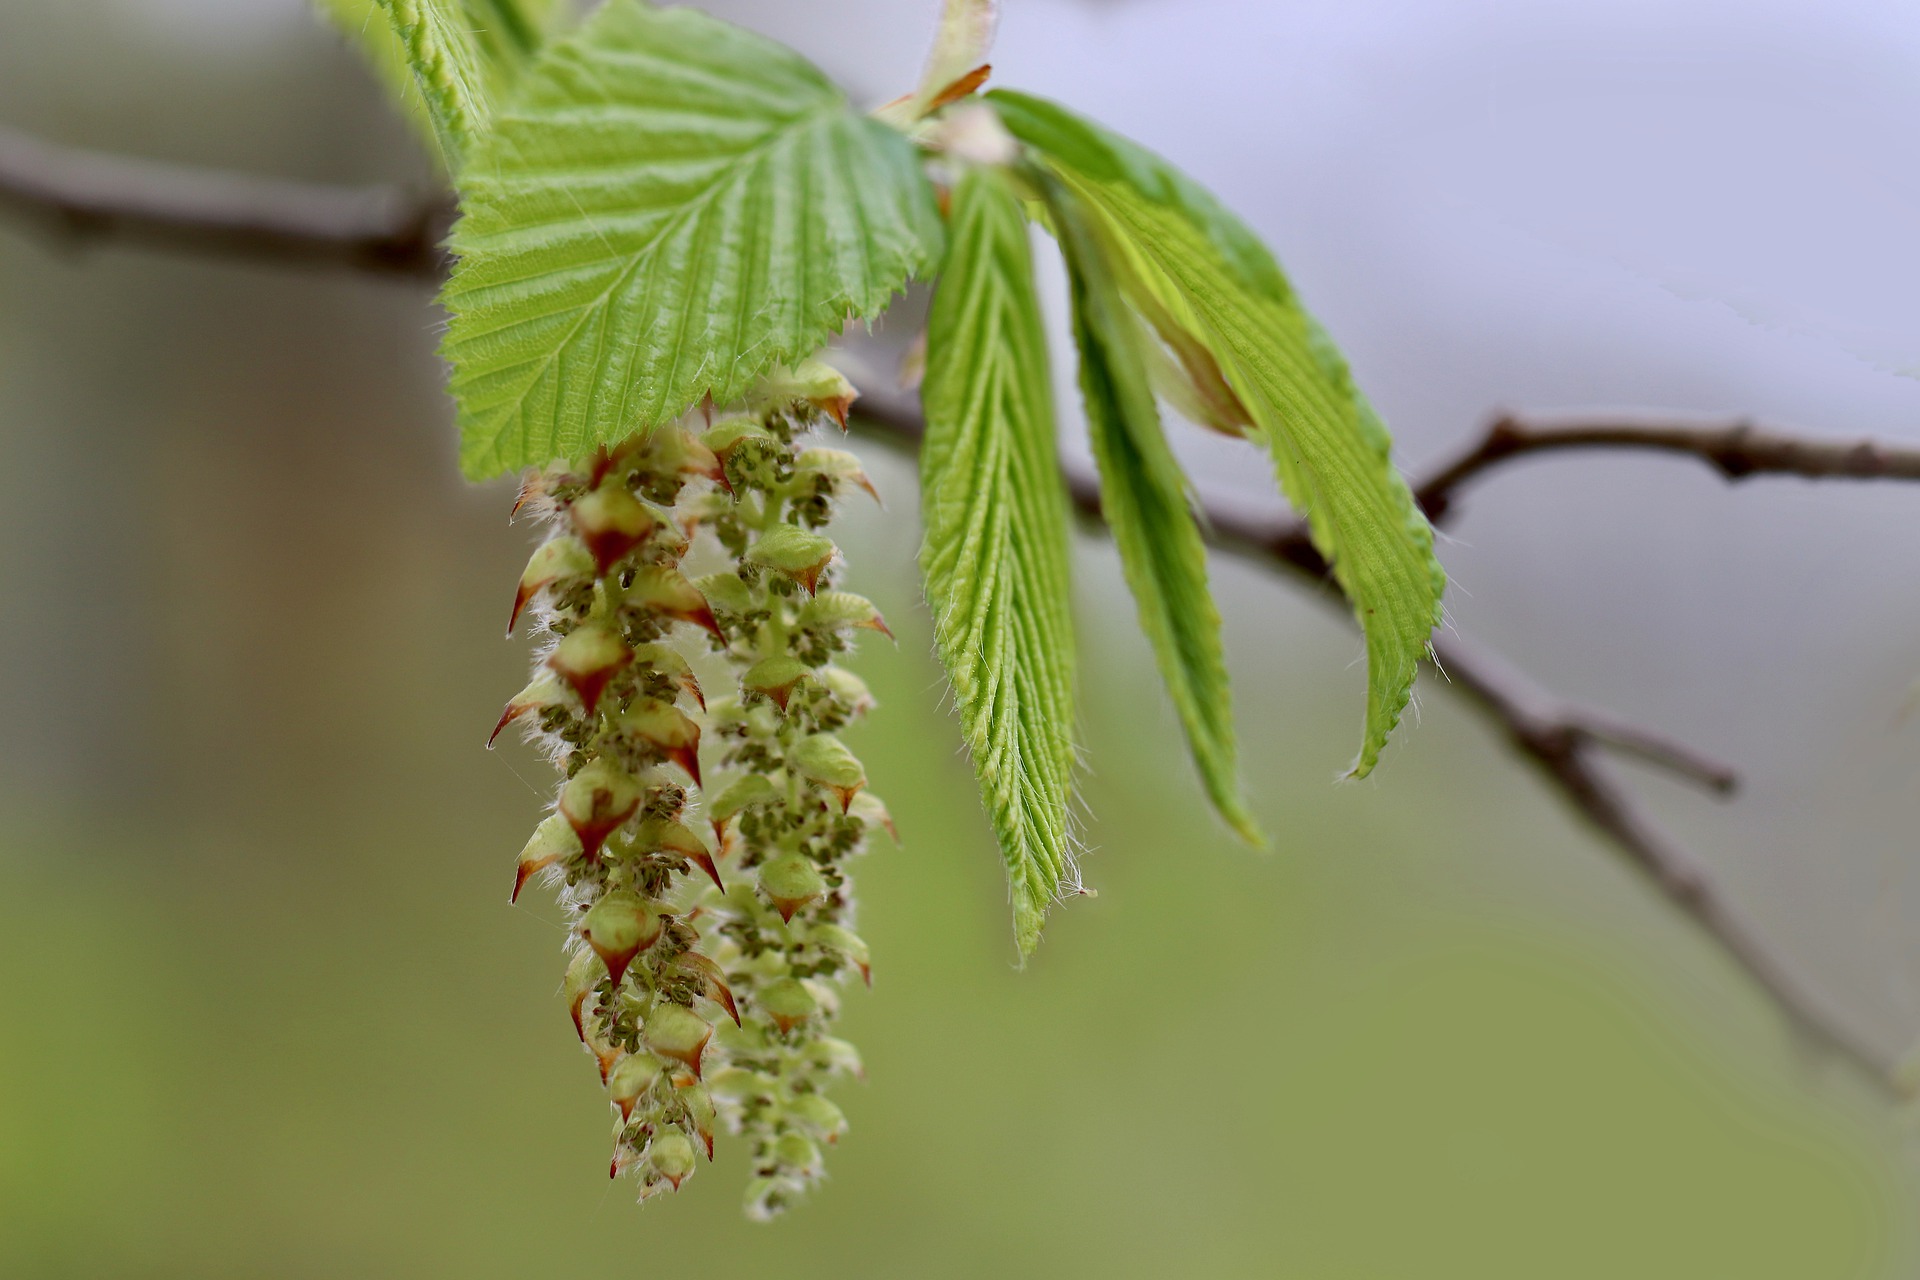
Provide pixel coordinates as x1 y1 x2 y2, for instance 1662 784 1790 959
495 360 893 1216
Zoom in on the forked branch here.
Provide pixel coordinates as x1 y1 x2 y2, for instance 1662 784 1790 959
854 390 1901 1092
0 122 1905 1090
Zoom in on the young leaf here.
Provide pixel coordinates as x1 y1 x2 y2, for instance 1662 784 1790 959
920 167 1078 956
377 0 499 168
314 0 428 136
462 0 548 66
992 91 1445 777
318 0 560 158
441 0 942 480
1040 176 1260 844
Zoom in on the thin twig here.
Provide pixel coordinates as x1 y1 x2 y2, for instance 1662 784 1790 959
1424 636 1893 1079
0 122 1900 1088
852 388 1896 1090
0 124 451 278
1419 413 1920 524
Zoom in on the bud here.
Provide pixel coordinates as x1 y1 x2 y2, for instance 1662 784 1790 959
809 1036 865 1082
513 814 583 904
639 426 724 489
570 485 660 574
820 666 876 716
796 447 880 504
702 416 776 465
606 1051 665 1122
693 571 753 620
558 760 643 861
705 1065 765 1104
618 700 703 788
546 623 632 715
488 670 569 747
676 1082 718 1158
797 591 894 641
743 1176 786 1222
848 791 899 844
742 655 813 712
800 977 840 1020
675 951 741 1026
750 358 858 428
772 1131 825 1179
644 1003 712 1078
512 468 550 519
563 947 604 1042
746 525 837 595
649 1129 697 1190
580 891 663 986
791 734 867 813
638 818 723 892
509 536 595 633
811 923 871 987
625 566 723 638
708 774 778 846
586 1025 623 1082
786 1093 848 1145
631 643 704 710
758 854 827 923
757 977 821 1034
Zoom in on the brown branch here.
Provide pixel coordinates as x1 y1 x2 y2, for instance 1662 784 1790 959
852 388 1897 1091
1422 637 1892 1082
0 123 1899 1088
1419 413 1920 525
0 124 451 278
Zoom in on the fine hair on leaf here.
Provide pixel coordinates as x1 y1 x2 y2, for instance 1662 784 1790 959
919 164 1080 955
1033 166 1260 843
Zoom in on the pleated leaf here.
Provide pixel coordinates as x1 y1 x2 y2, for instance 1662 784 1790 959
376 0 500 168
993 91 1444 777
920 167 1078 956
1040 175 1259 843
314 0 430 140
442 0 943 479
460 0 550 69
319 0 560 161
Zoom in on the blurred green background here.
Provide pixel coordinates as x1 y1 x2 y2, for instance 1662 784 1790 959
2 2 1916 1277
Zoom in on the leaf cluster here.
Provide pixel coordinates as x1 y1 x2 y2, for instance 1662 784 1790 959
323 0 1446 953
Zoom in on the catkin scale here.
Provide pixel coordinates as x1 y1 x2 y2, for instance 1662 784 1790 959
497 361 887 1215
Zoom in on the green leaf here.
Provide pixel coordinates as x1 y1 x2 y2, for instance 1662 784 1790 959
314 0 434 142
317 0 562 159
989 90 1288 304
920 167 1079 956
1039 174 1259 843
441 0 943 479
377 0 499 169
993 91 1445 777
461 0 550 66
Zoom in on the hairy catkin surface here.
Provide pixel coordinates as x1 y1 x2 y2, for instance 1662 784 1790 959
495 361 893 1215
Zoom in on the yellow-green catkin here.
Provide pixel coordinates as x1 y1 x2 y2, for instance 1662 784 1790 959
496 360 892 1215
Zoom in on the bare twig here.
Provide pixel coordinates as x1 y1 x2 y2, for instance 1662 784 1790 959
0 125 451 278
1419 413 1920 524
1420 637 1892 1080
852 389 1896 1090
0 122 1901 1088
